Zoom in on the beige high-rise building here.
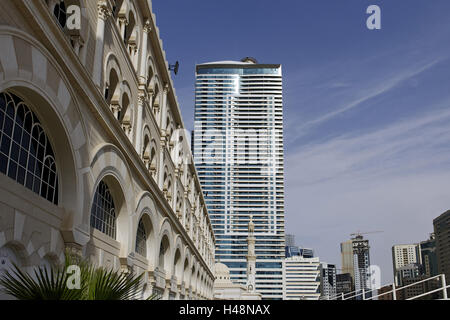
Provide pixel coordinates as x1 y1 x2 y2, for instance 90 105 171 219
0 0 215 300
341 240 354 280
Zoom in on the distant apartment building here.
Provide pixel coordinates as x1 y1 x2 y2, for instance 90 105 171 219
285 245 300 258
434 210 450 287
420 234 438 278
286 245 314 259
320 263 337 299
301 248 315 258
397 263 423 286
283 255 321 300
286 234 296 247
392 244 421 285
336 273 353 299
395 263 443 300
341 235 372 299
397 275 442 300
285 234 299 257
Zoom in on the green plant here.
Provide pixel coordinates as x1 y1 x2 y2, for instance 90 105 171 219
0 251 153 300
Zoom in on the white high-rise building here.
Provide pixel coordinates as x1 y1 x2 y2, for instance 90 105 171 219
283 256 321 300
193 58 285 299
392 244 421 285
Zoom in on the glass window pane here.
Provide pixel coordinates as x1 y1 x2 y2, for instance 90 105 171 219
0 92 59 205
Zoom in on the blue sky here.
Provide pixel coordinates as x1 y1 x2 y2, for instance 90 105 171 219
152 0 450 284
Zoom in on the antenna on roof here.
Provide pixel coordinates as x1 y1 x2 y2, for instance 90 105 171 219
169 61 179 75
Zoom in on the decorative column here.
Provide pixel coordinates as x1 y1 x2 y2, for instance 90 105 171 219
182 192 188 224
158 84 169 191
172 126 180 166
139 20 151 85
158 142 165 190
133 21 151 156
190 206 195 237
64 242 83 260
110 103 121 120
119 16 128 40
70 36 84 55
135 92 145 155
93 1 111 88
160 84 169 131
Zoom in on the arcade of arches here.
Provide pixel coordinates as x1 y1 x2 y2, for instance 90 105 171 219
0 0 215 300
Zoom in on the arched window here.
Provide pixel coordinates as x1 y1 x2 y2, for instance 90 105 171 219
124 11 136 47
0 92 59 205
152 83 160 114
90 180 116 239
53 1 67 29
173 249 181 279
176 192 182 217
111 0 119 18
158 236 170 271
149 146 157 178
142 135 150 166
158 242 165 268
146 64 154 92
135 219 147 257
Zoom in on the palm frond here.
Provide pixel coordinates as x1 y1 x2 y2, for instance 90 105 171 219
0 250 148 300
86 267 145 300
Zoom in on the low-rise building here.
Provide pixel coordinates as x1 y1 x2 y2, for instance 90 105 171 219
283 255 320 300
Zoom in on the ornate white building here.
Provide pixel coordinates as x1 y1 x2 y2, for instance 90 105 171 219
213 221 261 300
213 262 261 300
214 218 262 300
0 0 215 300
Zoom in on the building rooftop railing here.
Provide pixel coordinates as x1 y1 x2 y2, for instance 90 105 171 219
324 274 448 301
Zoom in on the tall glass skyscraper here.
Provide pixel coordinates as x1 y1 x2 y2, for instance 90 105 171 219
193 58 285 299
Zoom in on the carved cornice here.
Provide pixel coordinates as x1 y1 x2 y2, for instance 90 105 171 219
137 90 147 105
118 16 128 25
163 83 170 93
98 1 111 21
143 20 152 33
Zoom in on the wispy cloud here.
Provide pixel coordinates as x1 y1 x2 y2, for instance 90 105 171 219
287 57 444 140
285 104 450 284
288 102 450 185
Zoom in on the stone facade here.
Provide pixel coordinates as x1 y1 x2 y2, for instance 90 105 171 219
0 0 215 300
213 263 261 300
